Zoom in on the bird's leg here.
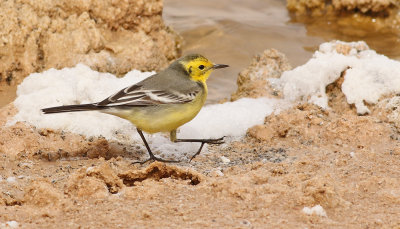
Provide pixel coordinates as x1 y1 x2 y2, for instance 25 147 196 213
132 128 179 164
170 130 224 162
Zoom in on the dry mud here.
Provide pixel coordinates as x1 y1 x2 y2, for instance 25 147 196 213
0 0 181 85
1 45 400 228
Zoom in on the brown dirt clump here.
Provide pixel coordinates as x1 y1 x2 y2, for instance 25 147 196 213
66 160 124 197
248 103 397 152
23 179 65 207
0 0 181 85
119 162 204 186
231 49 291 101
0 122 114 160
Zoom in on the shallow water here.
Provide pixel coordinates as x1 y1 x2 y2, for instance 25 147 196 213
0 84 17 108
164 0 400 103
164 0 323 103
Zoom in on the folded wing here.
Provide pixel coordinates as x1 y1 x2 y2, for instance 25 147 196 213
96 84 199 107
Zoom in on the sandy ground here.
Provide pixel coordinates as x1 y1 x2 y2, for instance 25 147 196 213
1 46 400 228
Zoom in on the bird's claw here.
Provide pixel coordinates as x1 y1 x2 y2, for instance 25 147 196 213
188 136 226 163
203 136 225 145
132 156 180 165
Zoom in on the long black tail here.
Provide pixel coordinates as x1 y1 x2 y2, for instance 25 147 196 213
42 103 106 114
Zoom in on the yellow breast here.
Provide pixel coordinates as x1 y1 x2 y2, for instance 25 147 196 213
105 85 207 134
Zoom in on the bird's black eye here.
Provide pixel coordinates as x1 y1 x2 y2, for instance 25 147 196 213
198 65 205 70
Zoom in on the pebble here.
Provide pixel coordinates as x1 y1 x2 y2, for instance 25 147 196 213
220 156 230 164
86 166 94 173
6 177 16 183
2 221 19 228
210 169 224 177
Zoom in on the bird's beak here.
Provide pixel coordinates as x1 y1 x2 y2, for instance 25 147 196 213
212 64 229 69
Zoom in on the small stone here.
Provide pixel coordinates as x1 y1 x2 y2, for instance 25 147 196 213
210 169 224 177
220 156 230 164
6 177 16 183
6 221 19 228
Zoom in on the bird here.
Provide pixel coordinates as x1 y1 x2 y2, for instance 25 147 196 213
42 54 229 163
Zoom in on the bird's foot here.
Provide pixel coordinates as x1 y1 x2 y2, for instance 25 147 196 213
131 155 180 165
201 136 225 145
188 137 225 162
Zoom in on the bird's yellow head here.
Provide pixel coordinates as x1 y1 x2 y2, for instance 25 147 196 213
179 54 229 83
